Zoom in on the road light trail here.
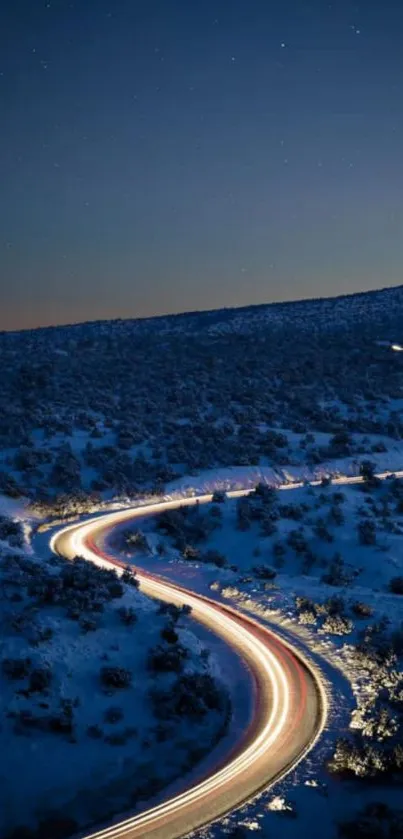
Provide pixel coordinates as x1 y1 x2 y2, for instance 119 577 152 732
52 493 329 839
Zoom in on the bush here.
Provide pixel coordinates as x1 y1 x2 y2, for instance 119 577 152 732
80 617 98 633
358 519 377 545
201 549 227 568
148 644 188 674
2 657 31 680
322 614 353 635
29 666 52 693
389 576 403 594
157 602 191 621
322 554 352 586
360 460 376 481
121 566 140 588
117 606 137 625
352 601 373 618
338 802 403 839
287 528 308 554
328 738 387 778
212 490 226 503
104 706 124 724
298 610 317 625
251 564 277 581
0 516 24 547
87 724 103 739
100 666 132 689
160 624 179 644
151 672 229 721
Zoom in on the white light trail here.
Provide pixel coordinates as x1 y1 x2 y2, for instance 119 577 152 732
51 487 331 839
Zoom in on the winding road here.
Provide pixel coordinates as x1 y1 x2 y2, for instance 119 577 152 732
51 491 329 839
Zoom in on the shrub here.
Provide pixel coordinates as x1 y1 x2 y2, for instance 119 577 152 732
251 564 277 580
358 519 377 545
322 554 352 586
100 666 132 689
87 724 103 739
104 706 124 724
328 738 387 778
360 460 376 481
298 610 317 625
80 617 98 633
314 519 334 542
352 601 373 618
389 576 403 594
123 529 149 552
148 644 188 674
338 803 403 839
322 614 353 635
29 666 52 693
287 528 308 554
212 490 226 503
151 672 229 721
157 602 191 621
117 606 137 625
201 549 227 568
2 657 31 680
160 624 179 644
121 566 140 588
0 516 24 547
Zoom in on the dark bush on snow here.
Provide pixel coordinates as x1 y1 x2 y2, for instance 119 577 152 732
338 802 403 839
200 549 227 568
212 490 226 503
121 566 140 588
2 657 31 680
287 528 308 554
358 519 377 545
389 576 403 595
322 554 353 586
0 516 24 547
100 666 132 689
29 666 52 693
360 460 376 482
157 602 191 621
252 564 277 581
160 624 179 644
104 706 124 724
352 601 373 618
254 482 277 502
148 643 188 674
278 503 303 520
117 606 137 625
151 672 229 721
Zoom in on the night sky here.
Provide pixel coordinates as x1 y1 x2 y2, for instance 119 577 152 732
1 1 402 330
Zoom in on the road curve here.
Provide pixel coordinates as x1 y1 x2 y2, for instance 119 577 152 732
51 493 328 839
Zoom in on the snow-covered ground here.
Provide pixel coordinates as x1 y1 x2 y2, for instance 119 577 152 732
0 523 231 839
2 283 403 838
122 473 403 839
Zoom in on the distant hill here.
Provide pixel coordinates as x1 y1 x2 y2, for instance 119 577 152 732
2 283 403 342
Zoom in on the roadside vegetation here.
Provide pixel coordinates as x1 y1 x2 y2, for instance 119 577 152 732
0 522 230 839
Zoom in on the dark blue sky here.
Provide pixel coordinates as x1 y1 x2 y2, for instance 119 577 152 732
1 0 402 329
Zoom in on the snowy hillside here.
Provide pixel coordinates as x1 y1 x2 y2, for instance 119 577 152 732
1 284 403 507
124 475 403 839
0 520 230 839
